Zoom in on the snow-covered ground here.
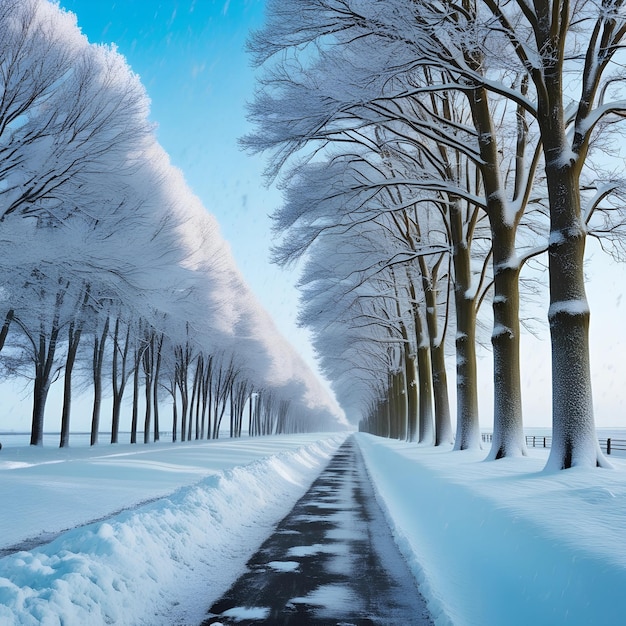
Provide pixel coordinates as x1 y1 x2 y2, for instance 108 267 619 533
358 433 626 626
1 431 625 625
0 434 347 625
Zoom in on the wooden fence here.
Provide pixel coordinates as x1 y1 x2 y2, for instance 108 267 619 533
481 433 626 455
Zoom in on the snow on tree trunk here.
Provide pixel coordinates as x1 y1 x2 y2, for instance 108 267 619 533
544 164 608 469
487 227 527 460
453 309 481 451
469 85 527 459
531 5 611 469
451 209 481 451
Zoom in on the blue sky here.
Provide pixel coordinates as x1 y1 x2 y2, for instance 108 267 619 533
58 1 275 276
57 0 317 378
51 0 626 430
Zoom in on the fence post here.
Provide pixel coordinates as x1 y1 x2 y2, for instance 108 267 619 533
532 436 535 447
543 437 546 448
607 438 611 455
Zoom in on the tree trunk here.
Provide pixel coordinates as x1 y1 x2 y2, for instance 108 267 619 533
91 317 109 446
247 394 253 436
0 309 14 353
187 393 193 440
382 400 388 437
191 355 203 439
431 340 453 445
30 374 50 446
487 224 527 459
60 323 82 448
409 290 434 444
143 333 154 444
111 395 122 444
153 336 163 442
469 85 527 459
111 319 130 444
416 343 434 444
392 369 407 440
534 31 608 469
544 164 607 469
404 349 419 442
230 393 236 438
30 310 62 446
180 380 189 442
450 202 481 450
143 367 152 444
171 386 178 443
253 394 261 437
418 261 453 446
130 350 140 444
388 373 398 439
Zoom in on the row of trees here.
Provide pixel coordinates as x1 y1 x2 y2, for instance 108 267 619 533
246 0 626 469
0 0 344 446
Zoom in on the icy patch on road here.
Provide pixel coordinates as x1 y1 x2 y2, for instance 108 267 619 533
266 560 300 572
326 553 353 576
291 583 363 616
325 527 365 541
287 542 350 558
221 606 270 621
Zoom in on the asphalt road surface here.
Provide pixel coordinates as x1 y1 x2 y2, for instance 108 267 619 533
201 435 433 625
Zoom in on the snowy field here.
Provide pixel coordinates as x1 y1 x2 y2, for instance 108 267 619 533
1 431 626 625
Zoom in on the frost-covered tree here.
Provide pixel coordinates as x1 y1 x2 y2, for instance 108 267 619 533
0 0 151 226
0 0 345 445
457 0 626 467
245 1 503 449
293 223 412 436
248 0 626 467
273 143 461 443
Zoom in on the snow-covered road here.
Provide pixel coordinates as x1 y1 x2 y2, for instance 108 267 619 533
203 436 432 624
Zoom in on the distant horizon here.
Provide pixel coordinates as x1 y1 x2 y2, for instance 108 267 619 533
2 425 625 437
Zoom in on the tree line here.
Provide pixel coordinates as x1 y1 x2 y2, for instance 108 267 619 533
0 0 344 446
246 0 626 470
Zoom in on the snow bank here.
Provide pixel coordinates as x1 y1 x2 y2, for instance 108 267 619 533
0 434 346 625
5 432 623 625
356 433 626 626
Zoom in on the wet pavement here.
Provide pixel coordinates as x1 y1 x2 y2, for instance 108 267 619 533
201 435 433 625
